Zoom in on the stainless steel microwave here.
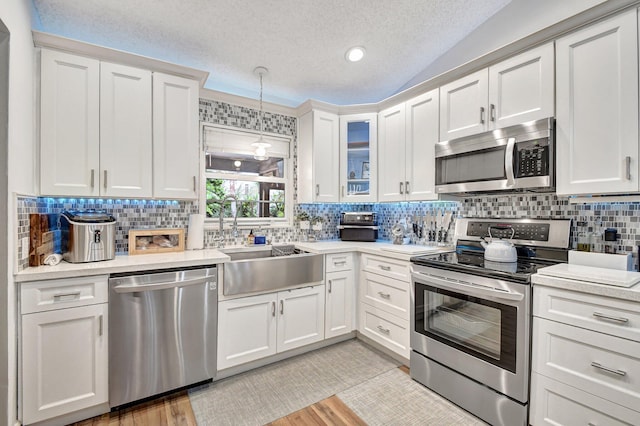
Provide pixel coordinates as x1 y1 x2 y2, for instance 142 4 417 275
435 117 554 194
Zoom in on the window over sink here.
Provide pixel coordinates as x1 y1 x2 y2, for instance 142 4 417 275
202 124 292 227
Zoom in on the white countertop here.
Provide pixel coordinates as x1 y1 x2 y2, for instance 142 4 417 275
15 240 453 283
15 249 230 282
533 264 640 302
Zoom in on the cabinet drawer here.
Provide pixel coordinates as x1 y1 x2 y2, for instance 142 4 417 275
361 271 409 320
361 254 410 282
531 373 640 426
326 252 354 272
21 275 109 314
533 318 640 411
358 304 409 359
534 285 640 342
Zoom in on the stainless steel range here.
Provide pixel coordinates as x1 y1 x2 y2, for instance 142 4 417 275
409 217 571 426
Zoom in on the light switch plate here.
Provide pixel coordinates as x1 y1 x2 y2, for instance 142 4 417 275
20 237 29 260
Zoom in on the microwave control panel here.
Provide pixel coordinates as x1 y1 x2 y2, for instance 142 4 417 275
515 139 549 178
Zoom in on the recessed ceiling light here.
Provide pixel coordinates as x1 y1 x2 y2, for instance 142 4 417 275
345 46 365 62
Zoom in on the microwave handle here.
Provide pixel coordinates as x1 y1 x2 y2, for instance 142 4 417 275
505 137 516 187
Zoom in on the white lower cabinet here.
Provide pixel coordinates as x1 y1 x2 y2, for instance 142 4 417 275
531 372 640 426
325 253 355 339
531 284 640 425
21 276 109 425
358 254 411 359
218 285 325 370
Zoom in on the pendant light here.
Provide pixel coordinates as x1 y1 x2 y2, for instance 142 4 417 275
251 66 270 160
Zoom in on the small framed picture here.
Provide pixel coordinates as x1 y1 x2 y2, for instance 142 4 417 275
361 161 370 179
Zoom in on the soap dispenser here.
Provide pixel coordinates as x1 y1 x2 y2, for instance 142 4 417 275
247 229 255 245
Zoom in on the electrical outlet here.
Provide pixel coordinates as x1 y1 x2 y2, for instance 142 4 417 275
21 237 29 260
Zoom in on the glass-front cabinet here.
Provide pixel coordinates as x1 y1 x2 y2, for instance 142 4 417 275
340 113 377 202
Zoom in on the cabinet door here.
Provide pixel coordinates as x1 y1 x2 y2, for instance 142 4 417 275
556 10 639 195
405 89 439 201
340 113 377 202
325 270 354 339
22 304 108 424
439 69 488 141
488 42 554 129
377 104 406 202
100 62 153 198
40 49 100 197
277 286 325 352
153 73 200 199
217 293 277 370
312 111 340 202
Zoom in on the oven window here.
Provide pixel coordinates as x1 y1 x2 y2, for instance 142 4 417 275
414 282 517 373
436 146 506 185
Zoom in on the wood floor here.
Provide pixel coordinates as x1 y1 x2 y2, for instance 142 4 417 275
72 366 409 426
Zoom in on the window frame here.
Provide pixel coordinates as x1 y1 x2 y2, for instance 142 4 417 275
200 123 294 229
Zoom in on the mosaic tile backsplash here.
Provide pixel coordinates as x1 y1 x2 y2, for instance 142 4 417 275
16 98 640 271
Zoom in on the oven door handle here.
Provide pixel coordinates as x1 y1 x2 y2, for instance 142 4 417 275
412 272 524 302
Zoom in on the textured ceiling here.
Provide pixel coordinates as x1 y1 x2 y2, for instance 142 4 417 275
32 0 511 107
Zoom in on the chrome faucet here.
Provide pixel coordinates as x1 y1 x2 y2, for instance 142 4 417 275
208 194 239 248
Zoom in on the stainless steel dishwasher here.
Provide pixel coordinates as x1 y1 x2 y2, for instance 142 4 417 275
108 266 217 408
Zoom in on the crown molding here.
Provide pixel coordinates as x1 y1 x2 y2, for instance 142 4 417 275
32 31 209 87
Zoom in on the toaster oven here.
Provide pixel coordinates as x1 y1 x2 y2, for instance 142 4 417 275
338 212 378 242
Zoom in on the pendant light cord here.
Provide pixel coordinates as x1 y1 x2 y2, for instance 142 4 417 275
259 71 264 136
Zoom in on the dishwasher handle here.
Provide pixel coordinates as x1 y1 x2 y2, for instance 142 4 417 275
113 276 215 293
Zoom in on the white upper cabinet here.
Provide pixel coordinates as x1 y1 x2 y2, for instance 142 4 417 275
378 90 439 202
297 110 340 203
40 49 100 197
100 62 153 198
40 48 200 199
405 91 439 201
152 73 200 199
439 42 554 141
556 10 639 196
439 69 489 141
340 113 377 203
378 104 406 202
489 43 555 129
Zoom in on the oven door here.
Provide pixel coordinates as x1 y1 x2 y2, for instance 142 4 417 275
410 265 530 403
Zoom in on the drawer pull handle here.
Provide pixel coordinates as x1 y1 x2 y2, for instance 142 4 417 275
379 265 391 271
377 291 391 299
53 291 81 301
98 315 103 336
591 361 626 377
280 300 284 315
272 301 276 317
328 280 332 293
377 325 390 334
333 261 347 266
592 312 629 323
